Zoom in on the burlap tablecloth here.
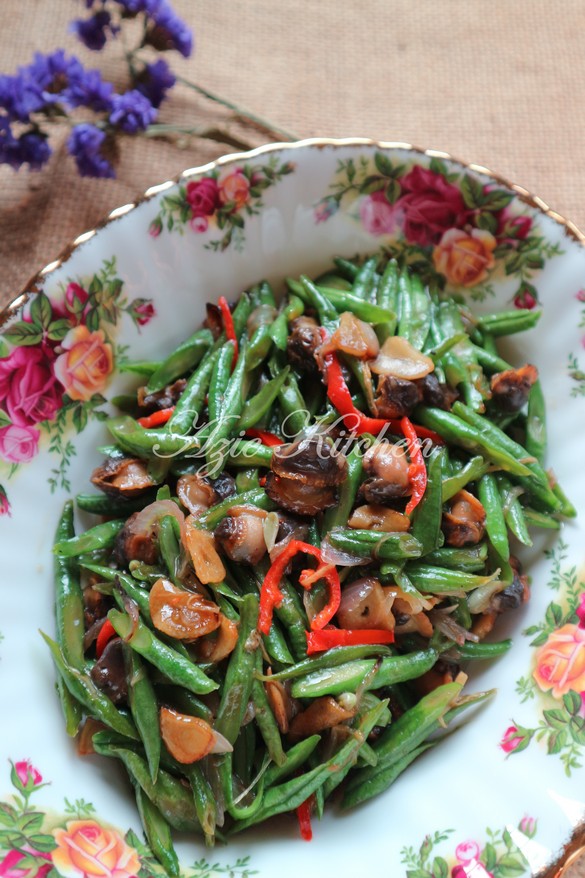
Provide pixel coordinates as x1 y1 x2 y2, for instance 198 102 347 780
1 2 584 874
3 0 585 307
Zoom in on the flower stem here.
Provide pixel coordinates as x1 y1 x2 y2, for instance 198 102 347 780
144 123 256 152
175 76 299 143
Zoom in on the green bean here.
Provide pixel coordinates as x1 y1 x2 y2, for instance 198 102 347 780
227 561 295 664
215 594 259 744
269 311 289 350
54 502 85 669
183 763 216 844
439 301 489 411
344 685 492 798
218 752 265 820
207 342 235 424
198 487 275 530
456 639 512 659
42 632 138 739
158 515 181 583
291 276 395 327
258 644 394 683
356 677 463 773
232 721 256 787
231 291 253 338
108 416 200 459
134 784 180 877
322 445 363 531
360 691 392 728
276 372 310 438
478 472 510 561
342 743 433 810
207 340 252 475
399 562 501 594
290 649 437 698
551 481 577 518
376 258 400 342
333 256 360 280
379 563 429 605
238 368 290 430
119 360 160 377
352 256 378 299
451 401 561 511
441 455 489 502
478 331 499 356
321 698 390 799
81 562 152 619
92 740 198 832
246 324 273 370
522 508 561 529
269 295 304 350
110 394 141 415
251 652 286 766
56 678 83 737
53 518 124 557
232 699 387 832
328 528 423 561
317 285 396 325
398 272 431 350
262 617 295 667
414 406 534 478
453 596 472 629
525 380 547 465
257 280 277 307
155 685 214 723
264 736 321 787
235 467 260 492
226 439 274 467
495 473 532 547
470 343 512 373
294 276 338 330
108 609 219 695
264 575 308 662
146 329 213 393
167 348 218 435
426 332 468 361
424 544 488 572
410 447 444 555
125 647 161 782
76 491 158 517
477 308 542 336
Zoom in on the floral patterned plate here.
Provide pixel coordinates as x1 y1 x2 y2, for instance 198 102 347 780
1 139 584 878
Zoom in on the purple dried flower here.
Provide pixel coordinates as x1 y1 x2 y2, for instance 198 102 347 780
0 51 114 120
66 69 114 112
147 1 194 57
0 69 45 122
135 58 175 108
114 0 150 13
71 11 117 51
0 118 51 170
109 89 157 132
67 123 115 178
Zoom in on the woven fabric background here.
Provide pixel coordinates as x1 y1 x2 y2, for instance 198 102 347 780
1 2 585 874
2 1 585 306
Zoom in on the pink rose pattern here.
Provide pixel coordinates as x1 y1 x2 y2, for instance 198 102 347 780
0 761 255 878
151 157 295 251
401 821 535 877
507 541 585 775
315 152 563 306
0 256 155 506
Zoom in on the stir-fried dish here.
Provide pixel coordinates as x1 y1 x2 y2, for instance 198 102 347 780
46 254 575 875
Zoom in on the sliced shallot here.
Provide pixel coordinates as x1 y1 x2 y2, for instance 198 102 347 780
370 335 435 379
159 707 232 763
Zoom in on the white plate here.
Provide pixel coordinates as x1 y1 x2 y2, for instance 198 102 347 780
1 139 584 878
